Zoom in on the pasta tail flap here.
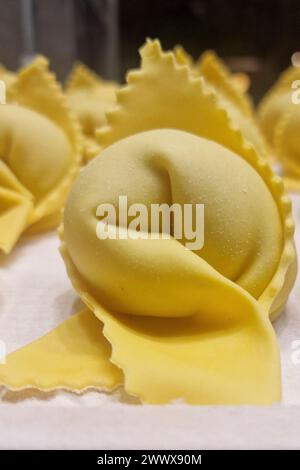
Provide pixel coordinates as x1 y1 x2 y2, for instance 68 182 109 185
0 309 123 392
0 161 33 254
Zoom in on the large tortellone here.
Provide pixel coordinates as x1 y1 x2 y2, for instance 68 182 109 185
65 63 118 160
0 40 296 405
59 40 296 404
0 57 82 253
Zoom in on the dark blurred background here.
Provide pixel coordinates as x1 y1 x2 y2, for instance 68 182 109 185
0 0 300 101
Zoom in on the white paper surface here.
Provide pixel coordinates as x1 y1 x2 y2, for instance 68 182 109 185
0 195 299 449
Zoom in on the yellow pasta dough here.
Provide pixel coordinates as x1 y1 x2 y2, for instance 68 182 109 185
0 40 296 405
198 50 254 116
232 72 251 93
172 46 264 157
65 63 118 161
174 45 194 68
198 51 269 158
258 66 300 187
0 309 122 392
274 105 300 190
258 66 300 145
174 46 250 93
0 57 82 253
